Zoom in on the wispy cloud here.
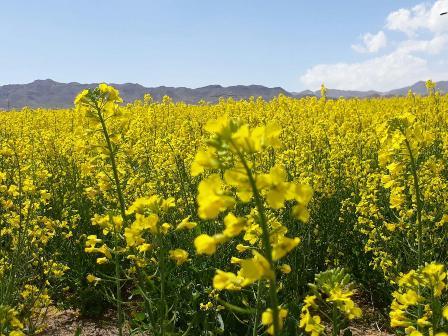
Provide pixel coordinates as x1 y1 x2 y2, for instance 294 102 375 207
300 0 448 91
386 1 448 35
352 31 387 53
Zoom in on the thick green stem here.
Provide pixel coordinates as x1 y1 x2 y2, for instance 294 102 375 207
332 305 339 336
96 105 125 336
236 150 280 336
96 107 127 221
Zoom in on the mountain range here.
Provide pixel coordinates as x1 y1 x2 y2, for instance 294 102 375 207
0 79 447 109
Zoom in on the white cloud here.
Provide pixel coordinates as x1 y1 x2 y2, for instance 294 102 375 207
300 50 431 91
397 34 448 54
352 31 387 53
386 0 448 36
385 4 428 36
299 0 448 91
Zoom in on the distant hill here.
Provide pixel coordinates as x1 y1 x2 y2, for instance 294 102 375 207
0 79 447 109
0 80 292 109
314 89 381 99
385 81 448 97
310 81 448 98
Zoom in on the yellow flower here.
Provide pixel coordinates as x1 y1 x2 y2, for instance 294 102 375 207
244 222 262 244
279 264 291 274
327 287 362 319
390 308 412 327
137 243 152 253
385 223 397 232
6 309 24 331
125 213 159 246
261 307 288 335
204 115 231 135
223 213 246 237
405 326 417 334
97 244 112 259
263 121 282 148
200 302 214 310
264 165 294 209
341 298 362 320
85 235 101 248
213 270 242 290
236 243 250 252
141 213 160 233
291 183 313 205
126 196 160 215
409 331 423 336
86 274 101 283
96 257 108 265
197 174 235 219
124 224 145 247
98 83 122 103
91 214 124 234
161 197 176 211
416 316 430 327
232 122 282 153
292 204 310 223
421 262 446 297
9 331 26 336
161 222 172 234
230 256 242 264
194 234 218 255
74 89 89 106
389 186 405 209
224 166 252 202
169 249 189 265
176 216 197 230
191 147 220 176
237 251 274 286
303 295 318 308
442 305 448 320
272 236 301 261
395 289 420 306
300 307 325 336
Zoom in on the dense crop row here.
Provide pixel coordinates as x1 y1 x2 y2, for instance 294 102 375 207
0 82 447 335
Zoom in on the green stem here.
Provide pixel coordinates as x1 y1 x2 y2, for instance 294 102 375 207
96 105 125 336
403 135 424 327
156 230 167 336
252 280 262 336
96 107 127 221
113 224 123 336
235 149 280 336
216 298 256 315
403 136 423 267
332 305 339 336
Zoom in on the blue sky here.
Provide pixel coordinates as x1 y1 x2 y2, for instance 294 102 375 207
1 0 447 91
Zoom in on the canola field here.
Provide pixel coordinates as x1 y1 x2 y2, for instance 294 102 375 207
0 83 447 335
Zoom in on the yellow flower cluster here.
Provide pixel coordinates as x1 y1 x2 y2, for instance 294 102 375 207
189 115 313 334
300 268 362 335
0 135 70 334
192 116 312 295
357 107 447 279
261 307 288 335
1 82 447 335
0 305 24 336
390 263 448 335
